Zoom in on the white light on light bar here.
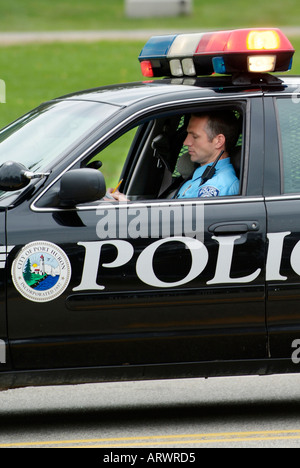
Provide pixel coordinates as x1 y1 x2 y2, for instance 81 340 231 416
167 33 204 58
182 58 196 76
248 55 276 72
170 59 183 77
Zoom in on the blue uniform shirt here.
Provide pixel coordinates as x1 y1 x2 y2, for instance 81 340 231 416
176 158 239 199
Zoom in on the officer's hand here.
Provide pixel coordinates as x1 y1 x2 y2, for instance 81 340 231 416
105 188 128 202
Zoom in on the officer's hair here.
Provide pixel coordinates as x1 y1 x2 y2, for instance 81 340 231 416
192 111 240 153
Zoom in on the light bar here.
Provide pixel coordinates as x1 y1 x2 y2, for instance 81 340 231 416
139 28 295 78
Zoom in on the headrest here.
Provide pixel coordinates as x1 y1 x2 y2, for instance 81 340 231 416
176 152 198 179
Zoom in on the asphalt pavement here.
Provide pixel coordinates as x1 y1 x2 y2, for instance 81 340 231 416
1 374 300 448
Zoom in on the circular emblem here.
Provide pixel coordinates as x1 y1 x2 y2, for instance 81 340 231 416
12 241 71 303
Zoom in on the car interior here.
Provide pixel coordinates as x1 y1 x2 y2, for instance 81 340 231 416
119 106 243 201
36 104 244 208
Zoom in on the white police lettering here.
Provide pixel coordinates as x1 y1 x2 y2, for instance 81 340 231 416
136 237 208 288
73 231 300 291
73 240 134 291
207 235 261 284
73 235 261 291
266 232 300 281
266 232 290 281
13 231 300 297
290 239 300 277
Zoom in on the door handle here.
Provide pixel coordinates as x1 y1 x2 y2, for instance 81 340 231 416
208 221 260 235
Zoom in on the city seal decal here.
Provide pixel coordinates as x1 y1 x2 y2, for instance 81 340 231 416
12 241 71 303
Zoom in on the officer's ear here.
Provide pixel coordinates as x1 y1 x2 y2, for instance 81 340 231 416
214 133 226 150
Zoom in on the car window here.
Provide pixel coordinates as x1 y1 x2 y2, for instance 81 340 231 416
87 127 138 189
38 105 245 209
0 101 119 175
276 98 300 194
122 108 243 201
86 107 244 202
0 100 121 205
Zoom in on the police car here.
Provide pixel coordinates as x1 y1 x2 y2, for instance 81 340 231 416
0 28 299 390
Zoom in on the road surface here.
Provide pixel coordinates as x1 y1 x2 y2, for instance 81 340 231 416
0 374 300 448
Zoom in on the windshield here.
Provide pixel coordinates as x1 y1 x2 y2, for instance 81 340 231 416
0 100 119 173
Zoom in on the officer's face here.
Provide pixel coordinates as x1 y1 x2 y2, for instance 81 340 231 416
184 116 221 166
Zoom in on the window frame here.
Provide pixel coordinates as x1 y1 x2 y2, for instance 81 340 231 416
32 97 253 213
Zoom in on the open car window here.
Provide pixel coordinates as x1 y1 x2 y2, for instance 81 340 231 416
36 103 245 209
84 104 244 203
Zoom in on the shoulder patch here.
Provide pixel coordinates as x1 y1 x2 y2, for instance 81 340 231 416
198 185 220 197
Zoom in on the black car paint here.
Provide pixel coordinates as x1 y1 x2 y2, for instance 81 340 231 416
0 77 299 390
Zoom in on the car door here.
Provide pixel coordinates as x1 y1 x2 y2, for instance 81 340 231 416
265 93 300 364
6 96 268 371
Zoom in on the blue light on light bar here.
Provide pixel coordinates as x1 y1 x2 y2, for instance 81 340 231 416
139 35 178 60
212 57 227 74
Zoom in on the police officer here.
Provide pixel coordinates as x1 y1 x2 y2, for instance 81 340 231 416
108 110 240 201
175 111 240 198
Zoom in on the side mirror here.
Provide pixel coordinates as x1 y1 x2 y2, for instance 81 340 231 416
0 161 50 191
0 161 31 191
59 168 106 207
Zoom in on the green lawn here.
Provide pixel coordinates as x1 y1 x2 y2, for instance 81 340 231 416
1 0 300 31
0 40 145 127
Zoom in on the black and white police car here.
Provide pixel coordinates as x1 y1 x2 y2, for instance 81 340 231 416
0 28 300 390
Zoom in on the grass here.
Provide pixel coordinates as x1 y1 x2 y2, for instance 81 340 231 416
0 40 145 127
1 0 300 31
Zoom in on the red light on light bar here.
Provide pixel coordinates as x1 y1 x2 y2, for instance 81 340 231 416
195 28 293 55
140 60 154 77
195 31 231 54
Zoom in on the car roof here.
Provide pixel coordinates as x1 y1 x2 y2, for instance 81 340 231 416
59 80 198 106
53 75 300 108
